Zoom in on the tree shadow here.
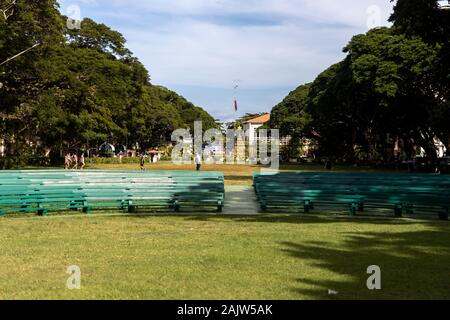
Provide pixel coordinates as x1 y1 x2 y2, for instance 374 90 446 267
113 211 443 228
281 221 450 299
224 175 253 183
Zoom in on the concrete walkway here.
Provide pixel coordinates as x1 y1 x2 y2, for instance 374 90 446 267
223 185 259 215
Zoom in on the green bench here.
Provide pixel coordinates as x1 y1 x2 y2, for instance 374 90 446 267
0 170 225 216
253 172 450 220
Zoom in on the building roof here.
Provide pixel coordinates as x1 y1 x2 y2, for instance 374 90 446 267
244 113 270 124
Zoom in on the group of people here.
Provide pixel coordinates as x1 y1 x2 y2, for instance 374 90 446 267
64 149 202 171
65 152 85 170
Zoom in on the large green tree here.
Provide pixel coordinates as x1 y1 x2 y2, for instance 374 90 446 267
390 0 450 151
270 84 312 158
0 0 64 159
271 0 449 163
1 3 217 163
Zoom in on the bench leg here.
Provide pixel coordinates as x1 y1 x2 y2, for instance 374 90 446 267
405 203 414 215
172 200 180 212
36 203 47 216
358 202 364 212
349 203 357 217
70 201 79 211
394 205 403 218
260 202 267 212
217 201 223 213
82 203 91 214
439 207 449 221
304 200 311 213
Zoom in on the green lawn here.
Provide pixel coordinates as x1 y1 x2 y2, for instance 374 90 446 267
0 213 449 300
21 162 404 186
1 165 449 299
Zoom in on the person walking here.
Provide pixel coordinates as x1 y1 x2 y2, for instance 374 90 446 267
195 152 202 171
80 153 85 170
72 153 78 170
65 152 71 170
140 153 146 171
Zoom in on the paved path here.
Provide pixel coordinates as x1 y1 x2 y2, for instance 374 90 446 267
223 185 259 215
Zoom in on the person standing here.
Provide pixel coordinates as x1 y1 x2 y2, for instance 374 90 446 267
195 152 202 171
65 152 71 170
80 153 85 170
72 153 78 170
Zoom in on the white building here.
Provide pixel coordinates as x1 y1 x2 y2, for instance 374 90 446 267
243 113 271 144
242 113 291 146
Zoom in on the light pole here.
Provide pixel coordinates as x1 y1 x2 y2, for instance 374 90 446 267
232 79 241 131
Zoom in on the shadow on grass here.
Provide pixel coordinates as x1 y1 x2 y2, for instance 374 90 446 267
107 210 446 226
280 222 450 300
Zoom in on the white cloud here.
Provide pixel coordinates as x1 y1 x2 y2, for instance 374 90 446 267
58 0 395 117
124 21 341 88
106 0 393 28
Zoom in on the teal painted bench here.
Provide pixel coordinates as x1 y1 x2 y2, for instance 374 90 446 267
0 170 225 216
253 172 450 220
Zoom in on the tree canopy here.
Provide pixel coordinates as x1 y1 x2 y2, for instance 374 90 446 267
0 1 217 162
271 0 450 163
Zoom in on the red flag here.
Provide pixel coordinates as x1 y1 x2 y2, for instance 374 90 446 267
234 97 238 112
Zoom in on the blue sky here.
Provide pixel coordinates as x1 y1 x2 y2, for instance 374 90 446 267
58 0 394 123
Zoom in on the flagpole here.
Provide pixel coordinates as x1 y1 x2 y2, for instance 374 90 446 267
233 81 239 132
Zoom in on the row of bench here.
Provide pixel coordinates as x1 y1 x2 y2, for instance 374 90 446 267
253 172 450 220
0 170 225 216
2 170 449 220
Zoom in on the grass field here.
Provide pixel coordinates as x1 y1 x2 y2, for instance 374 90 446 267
21 161 408 186
73 162 402 185
0 214 449 300
1 164 449 300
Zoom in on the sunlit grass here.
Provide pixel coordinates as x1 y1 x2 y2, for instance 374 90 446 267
0 214 448 300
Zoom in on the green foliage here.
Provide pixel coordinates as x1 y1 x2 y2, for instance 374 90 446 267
272 4 450 163
271 84 311 138
0 3 217 161
270 84 312 159
64 18 132 58
389 0 450 44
